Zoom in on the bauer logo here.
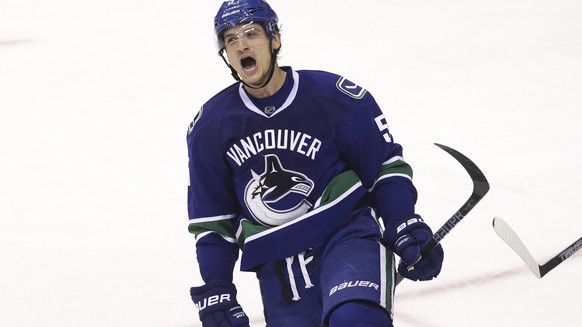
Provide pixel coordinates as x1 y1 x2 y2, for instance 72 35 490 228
222 9 241 18
336 77 367 99
329 280 379 296
195 294 232 312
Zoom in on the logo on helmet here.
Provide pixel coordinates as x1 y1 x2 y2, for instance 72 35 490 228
222 9 241 19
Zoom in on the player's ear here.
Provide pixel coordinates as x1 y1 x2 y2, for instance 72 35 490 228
272 31 281 51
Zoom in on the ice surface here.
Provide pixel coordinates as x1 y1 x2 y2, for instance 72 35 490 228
1 0 580 326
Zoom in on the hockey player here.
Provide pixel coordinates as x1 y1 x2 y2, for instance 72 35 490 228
187 1 444 326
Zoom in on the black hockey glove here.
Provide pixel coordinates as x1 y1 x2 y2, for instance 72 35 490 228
190 280 250 327
384 215 444 281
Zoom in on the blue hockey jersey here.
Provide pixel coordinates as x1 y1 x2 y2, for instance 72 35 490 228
187 67 417 279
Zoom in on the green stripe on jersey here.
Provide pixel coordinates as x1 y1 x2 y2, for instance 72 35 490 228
378 159 413 179
316 170 361 208
188 218 237 239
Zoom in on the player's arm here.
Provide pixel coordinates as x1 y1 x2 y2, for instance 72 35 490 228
188 210 240 282
337 93 443 281
187 122 250 326
188 215 249 327
372 170 444 282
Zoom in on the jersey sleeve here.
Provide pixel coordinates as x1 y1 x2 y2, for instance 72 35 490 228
334 88 418 224
186 108 241 283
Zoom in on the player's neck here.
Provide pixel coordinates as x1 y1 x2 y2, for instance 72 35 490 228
243 66 286 99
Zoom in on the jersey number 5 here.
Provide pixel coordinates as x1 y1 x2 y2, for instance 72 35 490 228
374 114 393 143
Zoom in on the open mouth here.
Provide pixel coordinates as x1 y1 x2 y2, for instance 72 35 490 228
241 56 257 72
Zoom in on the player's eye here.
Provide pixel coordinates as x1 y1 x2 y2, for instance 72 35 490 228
225 35 238 45
244 28 259 38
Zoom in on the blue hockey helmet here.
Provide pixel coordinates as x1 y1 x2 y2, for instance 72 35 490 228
214 0 279 52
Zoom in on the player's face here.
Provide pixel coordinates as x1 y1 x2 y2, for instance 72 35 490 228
223 22 280 87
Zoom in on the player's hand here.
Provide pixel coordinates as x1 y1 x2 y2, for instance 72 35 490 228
384 215 444 281
190 280 250 327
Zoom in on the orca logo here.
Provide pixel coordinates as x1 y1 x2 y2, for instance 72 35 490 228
244 155 313 226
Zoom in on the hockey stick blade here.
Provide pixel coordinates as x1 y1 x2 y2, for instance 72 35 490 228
492 217 582 278
396 143 490 285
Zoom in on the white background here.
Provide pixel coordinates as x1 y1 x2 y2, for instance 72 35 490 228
1 0 581 326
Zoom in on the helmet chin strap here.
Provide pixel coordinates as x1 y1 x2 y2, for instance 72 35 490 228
219 40 278 90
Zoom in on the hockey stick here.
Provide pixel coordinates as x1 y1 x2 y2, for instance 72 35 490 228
492 217 582 278
395 143 490 285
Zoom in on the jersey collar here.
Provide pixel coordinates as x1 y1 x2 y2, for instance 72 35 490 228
238 68 299 118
